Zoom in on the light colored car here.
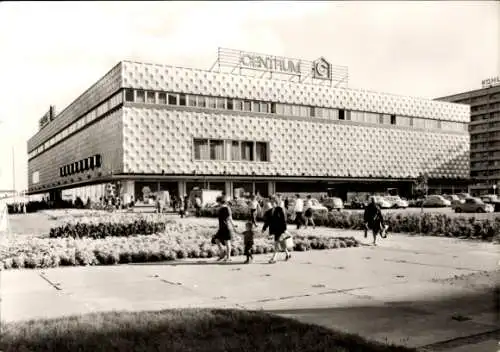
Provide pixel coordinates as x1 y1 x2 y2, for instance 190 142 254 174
480 194 500 203
321 197 344 211
456 193 471 200
454 197 494 213
287 198 328 215
444 194 465 208
422 195 451 208
384 196 409 209
373 196 392 209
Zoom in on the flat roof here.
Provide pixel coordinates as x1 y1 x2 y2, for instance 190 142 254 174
436 84 500 101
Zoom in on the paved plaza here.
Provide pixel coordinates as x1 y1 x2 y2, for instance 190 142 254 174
1 216 499 351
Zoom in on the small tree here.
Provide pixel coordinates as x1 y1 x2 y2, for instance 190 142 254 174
414 173 429 199
414 173 429 213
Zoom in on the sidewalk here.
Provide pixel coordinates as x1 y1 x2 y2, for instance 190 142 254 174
1 226 499 351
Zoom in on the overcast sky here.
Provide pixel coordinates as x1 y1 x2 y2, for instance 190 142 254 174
0 1 498 192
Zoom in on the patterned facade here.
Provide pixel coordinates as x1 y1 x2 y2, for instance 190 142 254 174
27 59 471 201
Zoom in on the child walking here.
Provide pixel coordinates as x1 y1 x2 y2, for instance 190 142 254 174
242 222 255 264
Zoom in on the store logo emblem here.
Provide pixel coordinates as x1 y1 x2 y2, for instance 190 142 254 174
312 57 332 80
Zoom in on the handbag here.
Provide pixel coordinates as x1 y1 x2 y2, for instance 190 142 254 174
279 232 294 250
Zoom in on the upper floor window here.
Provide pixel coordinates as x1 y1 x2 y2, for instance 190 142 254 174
125 89 134 102
256 142 268 162
168 94 178 105
194 139 209 160
158 92 167 105
136 90 145 103
147 91 156 104
241 141 254 161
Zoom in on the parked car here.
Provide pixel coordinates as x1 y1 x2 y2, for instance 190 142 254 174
453 197 494 213
321 197 344 211
443 194 465 208
456 193 471 200
346 199 367 209
422 195 451 208
409 198 424 207
480 194 500 212
286 198 328 215
373 196 392 209
384 196 409 209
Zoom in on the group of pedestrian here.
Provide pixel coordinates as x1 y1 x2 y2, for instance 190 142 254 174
210 192 389 264
291 194 316 230
212 194 290 264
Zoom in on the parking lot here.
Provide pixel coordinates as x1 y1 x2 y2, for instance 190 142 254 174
343 206 500 220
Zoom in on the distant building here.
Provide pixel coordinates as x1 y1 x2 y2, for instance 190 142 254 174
437 78 500 195
27 48 470 202
0 190 16 199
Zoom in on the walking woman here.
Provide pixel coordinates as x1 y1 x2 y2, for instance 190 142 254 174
304 195 316 229
215 196 236 262
262 197 290 264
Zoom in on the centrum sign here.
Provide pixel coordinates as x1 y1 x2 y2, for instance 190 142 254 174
482 76 500 88
239 53 301 75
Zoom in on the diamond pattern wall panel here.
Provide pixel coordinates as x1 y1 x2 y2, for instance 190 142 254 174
121 61 469 123
122 107 469 179
28 109 124 189
28 63 123 152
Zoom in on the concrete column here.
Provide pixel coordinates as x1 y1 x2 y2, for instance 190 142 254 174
225 181 233 199
121 180 134 196
268 181 275 196
178 181 186 198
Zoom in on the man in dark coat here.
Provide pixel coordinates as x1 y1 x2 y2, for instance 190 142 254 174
262 197 290 263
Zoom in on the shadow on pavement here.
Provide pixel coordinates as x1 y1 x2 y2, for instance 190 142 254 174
263 286 500 349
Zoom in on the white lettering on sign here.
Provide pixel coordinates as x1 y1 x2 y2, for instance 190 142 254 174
482 76 500 88
239 54 301 74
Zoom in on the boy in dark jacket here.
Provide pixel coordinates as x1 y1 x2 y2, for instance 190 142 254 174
242 222 255 264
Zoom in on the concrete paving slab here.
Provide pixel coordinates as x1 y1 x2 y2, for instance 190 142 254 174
445 339 499 352
1 269 57 294
241 290 376 311
273 305 498 348
2 291 99 322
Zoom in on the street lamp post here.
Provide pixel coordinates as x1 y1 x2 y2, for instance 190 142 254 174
493 184 497 196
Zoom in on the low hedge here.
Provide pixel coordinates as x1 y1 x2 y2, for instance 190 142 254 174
0 223 358 270
49 219 170 239
200 207 500 241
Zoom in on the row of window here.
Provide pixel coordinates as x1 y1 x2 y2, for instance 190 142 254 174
471 161 500 169
124 89 468 132
471 102 500 112
470 121 500 131
471 141 500 150
468 93 500 103
471 170 500 177
471 151 500 159
29 92 123 159
471 131 500 141
59 154 102 177
193 139 269 162
470 112 500 122
29 86 469 161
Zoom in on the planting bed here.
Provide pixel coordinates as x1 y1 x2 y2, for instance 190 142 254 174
201 207 500 241
0 215 358 270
